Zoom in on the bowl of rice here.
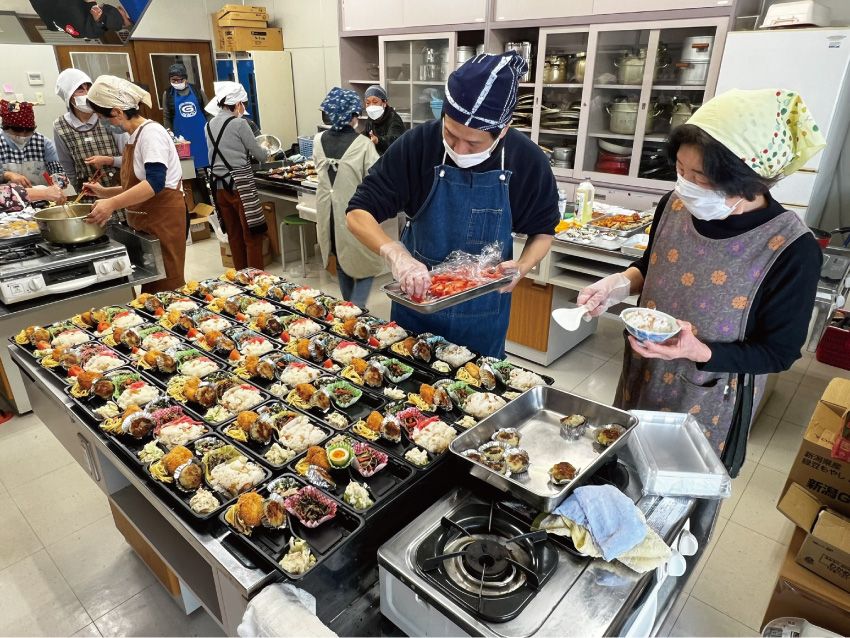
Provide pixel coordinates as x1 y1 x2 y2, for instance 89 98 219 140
620 307 680 343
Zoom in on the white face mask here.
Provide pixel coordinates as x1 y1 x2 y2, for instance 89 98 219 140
365 105 385 120
674 175 743 221
443 127 501 169
7 133 31 147
73 95 93 113
171 81 187 91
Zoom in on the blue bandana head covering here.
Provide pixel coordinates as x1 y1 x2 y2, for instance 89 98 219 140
321 87 362 131
443 52 527 131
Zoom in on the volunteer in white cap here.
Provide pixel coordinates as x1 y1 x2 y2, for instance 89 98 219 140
204 81 270 271
83 75 186 293
52 68 127 193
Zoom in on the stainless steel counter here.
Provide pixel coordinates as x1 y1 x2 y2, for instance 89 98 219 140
0 224 164 413
10 346 274 634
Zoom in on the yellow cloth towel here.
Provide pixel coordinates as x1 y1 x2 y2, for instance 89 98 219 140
535 513 672 574
687 88 825 178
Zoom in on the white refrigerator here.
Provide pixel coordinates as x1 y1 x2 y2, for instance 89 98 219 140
714 28 850 226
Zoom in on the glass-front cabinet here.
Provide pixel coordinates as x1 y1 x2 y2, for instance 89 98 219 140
527 18 727 189
379 33 457 130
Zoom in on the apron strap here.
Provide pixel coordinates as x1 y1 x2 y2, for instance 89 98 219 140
206 117 238 189
720 372 755 478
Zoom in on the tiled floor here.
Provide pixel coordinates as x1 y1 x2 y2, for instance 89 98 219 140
0 238 843 636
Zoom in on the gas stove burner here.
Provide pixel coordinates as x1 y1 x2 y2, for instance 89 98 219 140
415 501 558 622
41 235 111 254
0 245 40 265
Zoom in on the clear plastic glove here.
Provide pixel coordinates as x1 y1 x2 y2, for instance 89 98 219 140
577 272 631 317
50 174 70 189
380 240 431 301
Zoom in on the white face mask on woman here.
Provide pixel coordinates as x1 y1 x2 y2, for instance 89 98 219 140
73 95 93 114
365 105 385 120
171 81 187 91
674 175 743 221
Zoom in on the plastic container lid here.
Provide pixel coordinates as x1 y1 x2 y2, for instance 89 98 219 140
628 410 732 499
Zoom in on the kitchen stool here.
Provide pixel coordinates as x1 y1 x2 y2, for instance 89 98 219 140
279 214 310 277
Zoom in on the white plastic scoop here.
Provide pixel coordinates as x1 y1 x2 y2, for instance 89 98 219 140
552 305 590 331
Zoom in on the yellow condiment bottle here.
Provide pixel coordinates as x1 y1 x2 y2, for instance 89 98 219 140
576 178 595 225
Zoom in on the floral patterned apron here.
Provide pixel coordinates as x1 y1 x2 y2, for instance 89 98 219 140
615 194 809 455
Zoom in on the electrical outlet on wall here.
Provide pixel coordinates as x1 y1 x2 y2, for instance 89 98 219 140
34 92 44 104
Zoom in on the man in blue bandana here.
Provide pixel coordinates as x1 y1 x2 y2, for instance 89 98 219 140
346 52 558 357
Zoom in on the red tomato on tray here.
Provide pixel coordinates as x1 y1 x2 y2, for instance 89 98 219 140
410 268 502 303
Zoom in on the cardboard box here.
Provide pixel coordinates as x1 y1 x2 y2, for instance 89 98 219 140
220 237 272 268
216 14 267 28
190 222 211 242
213 4 268 21
786 378 850 518
779 482 850 592
216 26 283 52
762 528 850 636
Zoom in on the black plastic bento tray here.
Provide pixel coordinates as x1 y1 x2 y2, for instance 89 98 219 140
181 278 248 303
131 293 205 322
11 319 97 360
352 352 441 396
144 432 271 524
216 402 333 472
286 441 414 518
219 474 364 580
42 344 131 387
209 293 282 320
165 309 237 338
228 352 327 391
166 373 272 427
63 366 164 424
107 402 212 468
327 316 413 349
98 322 183 357
142 348 229 388
346 412 466 472
223 326 285 361
280 374 387 428
379 340 477 379
250 312 327 341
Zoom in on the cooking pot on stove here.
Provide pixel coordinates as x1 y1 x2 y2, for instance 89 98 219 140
33 204 106 245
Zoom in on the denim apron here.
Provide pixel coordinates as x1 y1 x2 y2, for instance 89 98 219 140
390 148 513 358
172 88 209 170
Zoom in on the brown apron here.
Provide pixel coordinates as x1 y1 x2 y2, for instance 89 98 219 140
121 122 187 293
615 193 809 456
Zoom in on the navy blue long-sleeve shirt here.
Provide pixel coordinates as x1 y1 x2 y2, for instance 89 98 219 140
633 191 822 375
346 119 559 237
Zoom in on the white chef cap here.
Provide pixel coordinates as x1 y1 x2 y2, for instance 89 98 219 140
55 68 92 106
87 75 152 111
204 81 249 116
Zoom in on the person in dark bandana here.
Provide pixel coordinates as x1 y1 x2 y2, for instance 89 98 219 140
346 52 559 357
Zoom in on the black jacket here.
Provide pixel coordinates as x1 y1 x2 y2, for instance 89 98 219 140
162 84 209 131
30 0 104 38
361 106 405 155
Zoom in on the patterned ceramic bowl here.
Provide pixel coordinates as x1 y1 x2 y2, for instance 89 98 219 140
620 307 680 343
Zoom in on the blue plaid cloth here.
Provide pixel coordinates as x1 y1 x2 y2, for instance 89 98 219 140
0 132 64 177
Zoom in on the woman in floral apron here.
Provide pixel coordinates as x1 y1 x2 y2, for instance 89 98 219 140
578 89 826 476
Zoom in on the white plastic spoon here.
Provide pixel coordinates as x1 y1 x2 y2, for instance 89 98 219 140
552 305 590 331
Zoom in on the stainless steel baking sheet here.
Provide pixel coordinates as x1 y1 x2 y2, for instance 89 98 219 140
382 277 513 314
586 214 653 237
449 385 638 512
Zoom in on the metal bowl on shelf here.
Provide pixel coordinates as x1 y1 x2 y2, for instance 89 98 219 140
255 134 282 156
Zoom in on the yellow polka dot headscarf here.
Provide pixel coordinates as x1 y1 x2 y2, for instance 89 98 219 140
687 89 826 178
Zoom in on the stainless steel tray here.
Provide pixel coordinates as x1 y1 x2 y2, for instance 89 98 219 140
586 214 653 237
449 385 638 512
382 277 513 314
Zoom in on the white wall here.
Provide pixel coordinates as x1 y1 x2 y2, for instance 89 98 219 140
132 0 340 136
0 43 65 131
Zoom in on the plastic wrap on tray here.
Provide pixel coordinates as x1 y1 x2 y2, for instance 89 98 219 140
628 410 732 499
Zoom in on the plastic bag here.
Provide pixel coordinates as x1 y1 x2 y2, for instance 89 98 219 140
415 241 513 302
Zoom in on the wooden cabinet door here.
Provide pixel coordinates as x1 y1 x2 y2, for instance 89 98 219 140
494 0 594 22
507 278 554 352
341 0 404 31
402 0 486 27
55 44 140 85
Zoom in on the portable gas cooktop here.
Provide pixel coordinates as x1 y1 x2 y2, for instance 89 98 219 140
0 236 132 304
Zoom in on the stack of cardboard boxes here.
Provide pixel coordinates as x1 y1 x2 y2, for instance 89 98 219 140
767 378 850 635
213 4 283 52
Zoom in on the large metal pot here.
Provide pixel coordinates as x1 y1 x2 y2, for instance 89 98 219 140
670 100 695 129
542 55 568 84
505 41 533 82
615 53 646 85
677 60 710 86
33 204 106 244
607 100 662 134
571 52 587 83
681 35 714 62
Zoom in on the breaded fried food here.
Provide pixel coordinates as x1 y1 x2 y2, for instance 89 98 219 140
366 410 383 432
295 383 316 402
183 376 202 401
162 445 193 475
350 357 368 375
341 316 358 336
419 384 436 405
255 313 270 331
142 349 161 367
236 410 260 432
236 491 264 528
76 371 100 391
305 445 330 470
400 336 417 354
244 355 260 376
296 338 310 359
464 362 480 379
